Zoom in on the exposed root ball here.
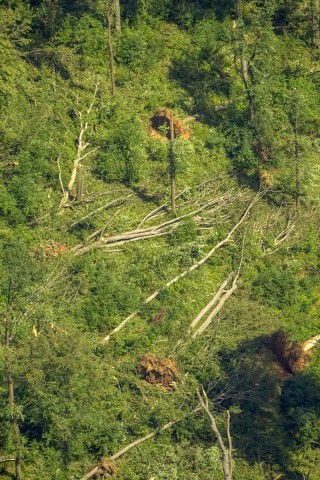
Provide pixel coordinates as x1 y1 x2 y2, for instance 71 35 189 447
138 354 180 389
31 240 68 259
88 458 116 478
149 107 191 140
271 331 311 374
259 169 273 187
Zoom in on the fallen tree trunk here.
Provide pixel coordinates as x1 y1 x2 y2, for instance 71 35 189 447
100 193 260 344
79 419 180 480
303 334 320 352
0 457 15 463
192 283 237 338
190 274 233 329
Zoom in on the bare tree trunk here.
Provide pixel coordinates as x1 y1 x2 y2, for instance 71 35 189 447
170 113 176 213
234 0 255 122
107 13 116 96
76 165 83 202
3 311 23 480
198 387 232 480
311 0 320 48
113 0 121 33
294 115 300 213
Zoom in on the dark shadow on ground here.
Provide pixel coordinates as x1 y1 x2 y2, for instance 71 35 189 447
202 334 319 480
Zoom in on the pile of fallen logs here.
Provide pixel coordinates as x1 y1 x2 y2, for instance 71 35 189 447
100 192 260 344
71 192 233 255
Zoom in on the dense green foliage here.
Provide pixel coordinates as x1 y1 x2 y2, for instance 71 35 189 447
1 1 320 479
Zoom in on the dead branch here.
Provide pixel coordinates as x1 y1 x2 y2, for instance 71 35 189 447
137 202 169 230
83 210 122 243
57 157 64 195
263 220 295 256
0 457 15 462
197 387 232 480
226 410 232 479
100 193 260 343
274 221 295 246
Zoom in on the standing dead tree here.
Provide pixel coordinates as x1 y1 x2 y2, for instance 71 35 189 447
198 387 233 480
100 193 260 344
59 83 99 208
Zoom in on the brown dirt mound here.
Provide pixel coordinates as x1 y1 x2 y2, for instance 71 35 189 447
138 354 180 389
270 331 311 374
149 107 191 140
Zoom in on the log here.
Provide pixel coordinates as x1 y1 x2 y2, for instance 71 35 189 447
79 420 179 480
190 274 233 329
302 334 320 352
69 194 133 230
192 283 237 338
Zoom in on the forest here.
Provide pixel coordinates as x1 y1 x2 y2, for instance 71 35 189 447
1 1 320 479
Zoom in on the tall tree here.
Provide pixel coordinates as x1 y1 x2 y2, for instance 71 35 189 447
106 0 116 96
113 0 121 33
0 241 40 480
169 112 176 213
311 0 320 48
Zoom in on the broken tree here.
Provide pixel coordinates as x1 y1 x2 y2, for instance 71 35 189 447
59 83 99 208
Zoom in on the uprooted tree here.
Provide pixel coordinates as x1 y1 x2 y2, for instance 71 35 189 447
271 331 320 374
